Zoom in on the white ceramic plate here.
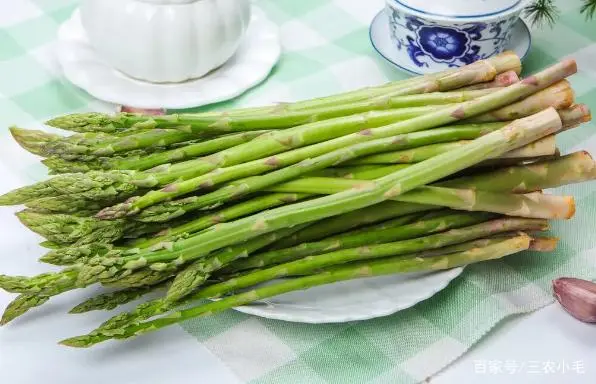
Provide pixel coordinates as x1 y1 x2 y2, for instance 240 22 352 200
56 8 281 109
369 9 532 75
230 268 463 323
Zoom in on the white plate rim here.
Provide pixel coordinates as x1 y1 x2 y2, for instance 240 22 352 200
227 267 464 323
55 7 281 109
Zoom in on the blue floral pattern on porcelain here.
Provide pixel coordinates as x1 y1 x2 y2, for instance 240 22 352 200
386 6 519 69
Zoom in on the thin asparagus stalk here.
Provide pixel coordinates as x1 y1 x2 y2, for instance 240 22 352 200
52 52 519 136
41 131 268 173
222 211 497 273
109 72 576 220
40 128 198 159
69 282 171 314
48 56 511 135
76 107 564 286
61 234 531 347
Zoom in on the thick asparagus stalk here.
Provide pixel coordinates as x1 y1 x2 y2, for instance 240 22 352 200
345 135 556 165
272 150 593 247
437 151 596 192
76 107 564 286
266 177 576 219
466 80 573 122
61 234 531 347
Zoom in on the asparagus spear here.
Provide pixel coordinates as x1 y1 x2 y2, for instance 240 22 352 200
15 210 177 247
69 282 171 314
41 131 268 173
105 69 576 220
345 135 556 165
76 107 564 286
39 243 115 266
466 79 573 122
61 234 532 347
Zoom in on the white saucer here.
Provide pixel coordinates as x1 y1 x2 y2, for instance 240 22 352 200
56 8 281 110
228 268 463 324
369 10 532 76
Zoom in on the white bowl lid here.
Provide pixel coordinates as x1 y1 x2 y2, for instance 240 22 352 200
390 0 523 19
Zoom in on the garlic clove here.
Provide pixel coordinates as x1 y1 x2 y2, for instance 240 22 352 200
552 277 596 323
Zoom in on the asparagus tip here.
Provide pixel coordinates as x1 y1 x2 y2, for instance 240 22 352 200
0 294 49 325
45 112 112 130
96 202 132 220
59 336 91 348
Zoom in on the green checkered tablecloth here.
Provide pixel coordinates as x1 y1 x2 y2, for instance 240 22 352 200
1 0 596 383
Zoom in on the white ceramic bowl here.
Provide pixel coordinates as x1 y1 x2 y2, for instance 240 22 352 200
385 0 527 72
80 0 251 83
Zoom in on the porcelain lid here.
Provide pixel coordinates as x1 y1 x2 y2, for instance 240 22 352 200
390 0 523 19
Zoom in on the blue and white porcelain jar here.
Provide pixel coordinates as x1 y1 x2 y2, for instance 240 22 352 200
385 0 526 71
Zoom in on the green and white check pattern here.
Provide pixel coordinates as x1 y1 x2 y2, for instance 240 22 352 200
1 0 596 383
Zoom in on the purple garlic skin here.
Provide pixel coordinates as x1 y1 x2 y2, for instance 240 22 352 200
553 277 596 323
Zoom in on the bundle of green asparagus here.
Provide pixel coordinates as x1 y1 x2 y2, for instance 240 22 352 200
1 51 595 348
